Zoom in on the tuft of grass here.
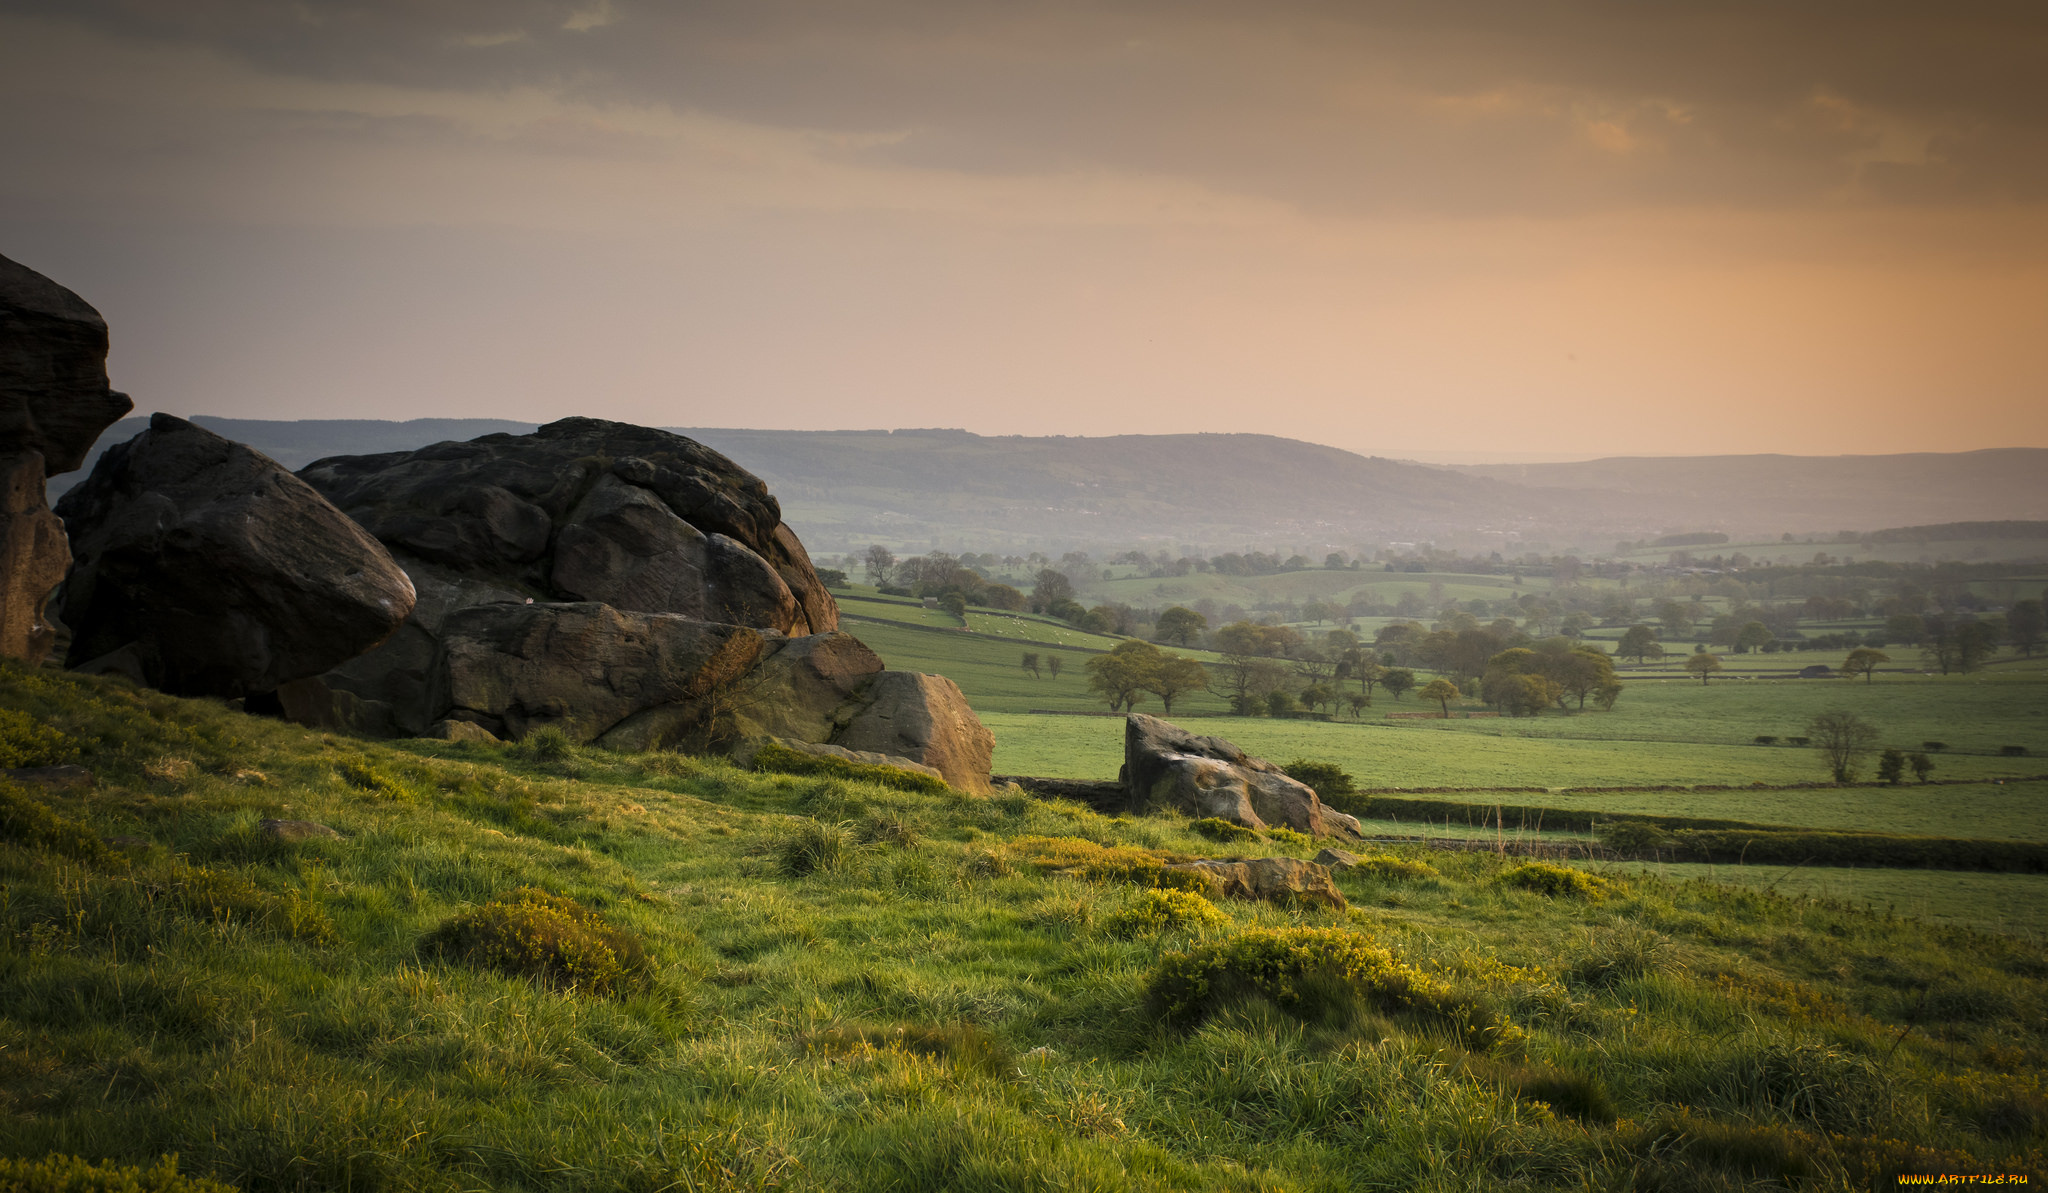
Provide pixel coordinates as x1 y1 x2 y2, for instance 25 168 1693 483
751 741 949 795
1187 817 1257 844
1349 854 1440 882
1102 888 1230 938
0 781 124 868
0 1153 237 1192
1565 923 1673 988
419 887 648 996
806 1022 1015 1079
778 820 860 877
1144 926 1519 1049
1007 835 1208 892
856 809 922 849
1500 861 1620 901
0 708 79 768
520 725 575 762
334 756 413 800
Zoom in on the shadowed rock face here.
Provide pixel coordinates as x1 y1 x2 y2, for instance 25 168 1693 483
55 414 416 697
1123 713 1363 839
0 451 69 663
298 417 836 636
0 256 133 665
0 254 133 476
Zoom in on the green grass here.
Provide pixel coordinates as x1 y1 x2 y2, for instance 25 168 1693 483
1587 861 2048 935
982 711 2043 792
3 662 2045 1189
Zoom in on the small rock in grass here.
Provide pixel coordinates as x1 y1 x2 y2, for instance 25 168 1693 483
1164 857 1347 910
430 718 501 744
1313 847 1361 871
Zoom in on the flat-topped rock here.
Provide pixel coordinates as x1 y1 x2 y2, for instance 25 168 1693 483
297 417 836 636
1123 713 1362 839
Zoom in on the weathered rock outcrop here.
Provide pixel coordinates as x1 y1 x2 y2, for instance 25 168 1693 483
1163 857 1347 909
1 451 69 663
55 414 416 697
0 256 134 664
297 418 836 635
281 418 991 791
1 253 133 476
1123 713 1363 839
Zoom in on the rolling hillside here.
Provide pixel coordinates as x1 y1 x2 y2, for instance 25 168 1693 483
52 417 2048 558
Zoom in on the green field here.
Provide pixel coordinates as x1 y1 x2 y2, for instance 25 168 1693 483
1587 861 2048 936
848 597 2048 933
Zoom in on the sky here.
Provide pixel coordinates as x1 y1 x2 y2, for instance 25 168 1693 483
2 1 2044 462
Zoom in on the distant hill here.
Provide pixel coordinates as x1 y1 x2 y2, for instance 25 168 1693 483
52 417 2048 557
1451 450 2048 540
1867 520 2048 543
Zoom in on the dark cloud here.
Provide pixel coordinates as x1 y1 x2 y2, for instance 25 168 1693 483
9 0 2046 212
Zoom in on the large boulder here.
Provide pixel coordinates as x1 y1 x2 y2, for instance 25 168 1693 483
298 418 837 636
285 417 994 793
834 671 995 794
0 254 133 476
1123 713 1363 839
0 451 69 663
55 414 416 697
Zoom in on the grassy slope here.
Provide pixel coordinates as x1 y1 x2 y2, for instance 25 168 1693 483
2 662 2043 1190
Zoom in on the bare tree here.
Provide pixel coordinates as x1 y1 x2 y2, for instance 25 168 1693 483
1806 710 1880 782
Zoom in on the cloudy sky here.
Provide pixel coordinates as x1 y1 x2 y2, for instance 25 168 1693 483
3 1 2043 460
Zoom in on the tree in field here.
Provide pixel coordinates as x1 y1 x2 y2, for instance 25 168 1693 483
1684 652 1722 685
1345 651 1387 698
1806 710 1879 782
863 544 895 586
1735 621 1774 654
1299 683 1336 714
1380 668 1417 701
1418 677 1461 717
1655 600 1695 638
1553 647 1617 710
1031 568 1075 613
2009 599 2045 658
1876 748 1906 785
1920 617 2000 674
1841 647 1888 683
1345 692 1370 720
1212 621 1300 714
1593 680 1623 711
1086 640 1160 712
1909 752 1934 783
1616 624 1663 663
1154 606 1207 647
1146 654 1210 715
1020 652 1041 678
1044 653 1064 680
938 592 967 619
